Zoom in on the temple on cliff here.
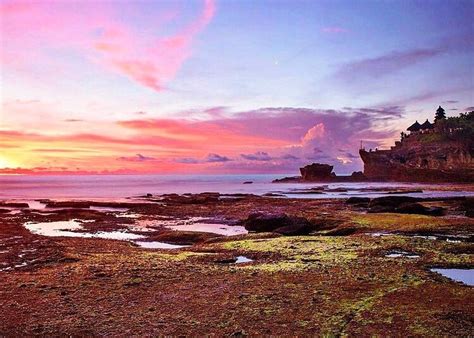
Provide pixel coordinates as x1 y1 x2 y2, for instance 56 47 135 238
359 106 474 182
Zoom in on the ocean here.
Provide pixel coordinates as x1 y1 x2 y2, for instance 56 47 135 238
1 174 473 200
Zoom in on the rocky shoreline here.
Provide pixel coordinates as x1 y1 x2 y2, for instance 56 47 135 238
0 190 473 335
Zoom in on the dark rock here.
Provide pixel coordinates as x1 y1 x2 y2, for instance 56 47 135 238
346 197 370 205
369 196 420 208
0 202 29 208
272 176 301 183
300 163 334 181
367 205 397 213
243 213 315 235
0 208 11 214
324 227 358 236
161 192 220 204
350 171 367 180
215 257 238 264
274 220 313 236
242 181 253 184
461 197 474 217
243 213 292 232
146 193 153 197
395 202 429 215
45 201 91 208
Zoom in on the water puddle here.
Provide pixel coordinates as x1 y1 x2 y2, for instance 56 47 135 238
24 220 144 240
431 268 474 286
235 256 253 264
134 241 188 249
27 200 47 209
166 222 248 236
22 219 199 250
412 234 472 243
89 206 129 213
370 232 393 237
385 250 419 259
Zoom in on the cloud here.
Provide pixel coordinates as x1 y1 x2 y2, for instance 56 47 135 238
240 151 273 161
117 153 156 162
444 100 459 104
175 153 231 164
92 0 216 91
336 48 443 81
334 32 474 85
281 154 299 160
1 105 400 174
2 0 216 92
205 153 231 162
465 106 474 111
175 157 200 164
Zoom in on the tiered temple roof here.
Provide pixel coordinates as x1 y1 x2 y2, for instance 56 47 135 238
407 121 421 132
420 119 434 130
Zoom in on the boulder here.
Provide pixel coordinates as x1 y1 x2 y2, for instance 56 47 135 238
395 202 429 215
243 213 314 235
350 171 367 180
346 197 370 205
300 163 334 181
369 196 421 208
368 202 445 216
273 221 313 236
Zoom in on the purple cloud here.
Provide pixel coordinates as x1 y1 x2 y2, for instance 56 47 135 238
206 153 231 163
336 48 443 81
241 151 273 161
118 153 156 162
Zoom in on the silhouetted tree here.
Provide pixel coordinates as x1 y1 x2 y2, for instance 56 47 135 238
435 105 446 122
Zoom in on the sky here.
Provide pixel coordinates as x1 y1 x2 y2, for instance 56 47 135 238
1 0 473 175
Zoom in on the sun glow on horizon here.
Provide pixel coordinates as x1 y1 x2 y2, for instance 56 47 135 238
0 156 15 169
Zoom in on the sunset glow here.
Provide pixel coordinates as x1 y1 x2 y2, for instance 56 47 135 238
1 0 473 175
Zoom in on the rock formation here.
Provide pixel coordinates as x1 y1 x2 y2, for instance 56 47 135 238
360 109 474 182
299 163 334 181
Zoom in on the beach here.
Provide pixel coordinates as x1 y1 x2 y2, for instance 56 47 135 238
0 177 473 335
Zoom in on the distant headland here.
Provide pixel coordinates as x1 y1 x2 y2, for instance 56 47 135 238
274 106 474 183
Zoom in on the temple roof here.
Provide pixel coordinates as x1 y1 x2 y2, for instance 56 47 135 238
420 119 434 130
407 120 421 131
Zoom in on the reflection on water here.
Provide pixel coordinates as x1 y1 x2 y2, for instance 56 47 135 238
24 220 144 240
431 268 474 286
385 250 419 259
166 221 248 236
235 256 253 264
1 174 473 199
134 241 187 249
89 206 129 213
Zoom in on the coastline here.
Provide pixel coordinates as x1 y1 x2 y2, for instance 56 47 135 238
1 189 473 335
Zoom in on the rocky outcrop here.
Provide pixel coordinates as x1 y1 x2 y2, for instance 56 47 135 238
360 118 474 182
273 163 367 183
242 213 317 235
300 163 334 181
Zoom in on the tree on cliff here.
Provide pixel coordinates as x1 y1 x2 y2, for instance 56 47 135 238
435 110 474 145
435 106 446 122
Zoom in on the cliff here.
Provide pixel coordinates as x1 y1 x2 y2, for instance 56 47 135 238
360 111 474 182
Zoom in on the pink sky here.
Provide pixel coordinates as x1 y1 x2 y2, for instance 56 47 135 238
1 0 472 175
